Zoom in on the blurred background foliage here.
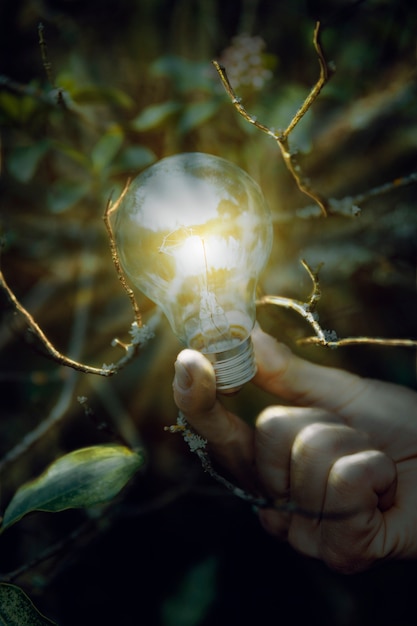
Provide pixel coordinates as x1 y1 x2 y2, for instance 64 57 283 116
0 0 416 624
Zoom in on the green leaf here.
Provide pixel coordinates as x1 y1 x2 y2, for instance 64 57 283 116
91 125 124 171
51 142 91 169
71 86 134 109
151 56 214 93
0 584 57 625
1 445 144 531
7 141 50 183
161 556 217 626
178 100 220 134
47 180 90 213
131 101 181 131
109 145 156 175
0 83 41 124
0 92 22 123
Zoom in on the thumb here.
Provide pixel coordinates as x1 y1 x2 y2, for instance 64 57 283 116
173 349 217 416
172 349 255 481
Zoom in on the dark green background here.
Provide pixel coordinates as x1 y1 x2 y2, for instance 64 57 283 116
1 1 416 624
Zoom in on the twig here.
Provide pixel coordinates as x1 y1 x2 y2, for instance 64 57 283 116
165 416 249 499
273 171 417 220
0 470 198 584
0 371 79 474
257 258 327 342
0 521 94 583
0 262 153 376
103 181 142 329
258 259 417 349
300 336 417 348
0 249 96 472
0 186 153 377
351 172 417 205
165 413 267 507
166 412 357 519
281 22 335 141
302 258 323 310
213 22 335 216
87 375 145 450
37 22 65 107
259 294 328 342
0 74 53 105
38 23 54 87
0 266 109 377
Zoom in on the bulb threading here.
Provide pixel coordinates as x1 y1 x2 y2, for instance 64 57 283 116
204 335 256 391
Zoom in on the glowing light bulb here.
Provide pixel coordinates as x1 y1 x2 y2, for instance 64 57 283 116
114 153 273 391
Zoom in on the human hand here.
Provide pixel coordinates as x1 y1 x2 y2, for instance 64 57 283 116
173 325 417 573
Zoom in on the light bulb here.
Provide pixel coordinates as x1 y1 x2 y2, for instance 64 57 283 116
114 153 273 391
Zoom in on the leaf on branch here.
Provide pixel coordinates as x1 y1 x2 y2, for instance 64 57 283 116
1 445 144 531
131 101 182 131
178 100 220 134
109 145 156 175
91 125 124 172
7 141 50 183
0 583 57 625
47 180 90 213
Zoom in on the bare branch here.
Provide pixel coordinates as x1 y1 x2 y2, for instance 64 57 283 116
212 60 276 137
258 293 328 343
0 249 96 472
38 23 54 87
258 259 417 349
351 172 417 205
213 22 334 216
280 22 335 141
165 413 268 507
301 258 323 310
37 22 65 107
300 336 417 348
103 181 143 329
0 520 93 583
0 229 152 378
0 265 110 376
166 412 357 519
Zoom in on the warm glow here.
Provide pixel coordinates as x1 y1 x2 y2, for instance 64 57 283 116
160 231 240 278
115 152 273 390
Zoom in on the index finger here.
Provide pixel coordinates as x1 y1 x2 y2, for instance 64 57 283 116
252 326 417 456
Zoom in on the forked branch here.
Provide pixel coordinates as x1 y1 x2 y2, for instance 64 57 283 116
213 22 335 216
0 186 152 377
258 260 417 348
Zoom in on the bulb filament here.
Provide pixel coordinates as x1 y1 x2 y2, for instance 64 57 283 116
160 228 232 349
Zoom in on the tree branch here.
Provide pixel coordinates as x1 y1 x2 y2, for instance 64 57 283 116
258 259 417 348
166 412 358 519
103 180 143 329
0 265 109 376
0 186 153 378
213 22 335 216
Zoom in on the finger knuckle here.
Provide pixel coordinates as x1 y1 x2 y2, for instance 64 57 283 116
257 405 292 427
294 423 365 460
330 453 375 494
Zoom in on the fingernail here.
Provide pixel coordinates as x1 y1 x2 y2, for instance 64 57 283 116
174 360 192 390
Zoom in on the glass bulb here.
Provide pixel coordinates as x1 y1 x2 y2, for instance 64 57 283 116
114 153 273 391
